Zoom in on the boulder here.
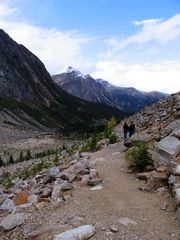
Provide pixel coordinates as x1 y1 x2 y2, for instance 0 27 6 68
172 164 180 176
72 160 89 174
0 213 28 230
43 175 55 184
152 136 180 167
176 207 180 225
175 188 180 206
54 225 95 240
51 179 73 201
147 172 168 191
48 167 59 177
0 198 15 212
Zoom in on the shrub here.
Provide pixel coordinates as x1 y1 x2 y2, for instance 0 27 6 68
1 171 14 189
109 133 117 144
125 142 151 172
104 116 117 138
53 152 59 166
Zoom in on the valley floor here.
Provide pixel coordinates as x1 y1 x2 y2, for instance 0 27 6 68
1 142 180 240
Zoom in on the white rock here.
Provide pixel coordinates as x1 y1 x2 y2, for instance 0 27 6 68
54 225 95 240
158 136 180 156
173 165 180 176
118 218 137 226
90 185 103 191
175 188 180 206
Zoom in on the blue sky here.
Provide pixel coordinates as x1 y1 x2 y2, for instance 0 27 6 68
0 0 180 93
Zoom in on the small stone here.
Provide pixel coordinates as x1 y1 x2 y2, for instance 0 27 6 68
136 172 152 180
156 166 168 173
110 225 118 233
36 202 45 210
90 185 103 191
87 179 102 186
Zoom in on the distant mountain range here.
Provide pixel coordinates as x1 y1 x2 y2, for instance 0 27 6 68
0 29 125 133
53 67 168 114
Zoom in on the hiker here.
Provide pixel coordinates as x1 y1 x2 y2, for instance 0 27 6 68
123 122 129 139
129 121 135 137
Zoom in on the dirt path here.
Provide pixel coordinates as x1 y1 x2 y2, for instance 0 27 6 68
2 142 180 240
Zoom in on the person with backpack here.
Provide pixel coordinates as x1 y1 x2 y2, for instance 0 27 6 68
129 121 135 137
123 122 129 139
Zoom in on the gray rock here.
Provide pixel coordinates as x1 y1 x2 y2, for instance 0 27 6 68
175 188 180 206
124 138 132 148
43 174 55 184
48 167 59 177
175 207 180 225
159 136 180 156
89 169 99 180
110 225 119 233
0 198 15 212
153 136 180 167
54 224 95 240
169 174 176 185
172 165 180 176
81 175 90 184
52 179 73 201
87 178 102 186
0 213 28 230
73 151 81 161
72 160 89 174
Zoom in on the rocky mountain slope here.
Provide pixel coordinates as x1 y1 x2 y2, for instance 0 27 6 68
0 30 125 133
53 67 167 113
118 91 180 221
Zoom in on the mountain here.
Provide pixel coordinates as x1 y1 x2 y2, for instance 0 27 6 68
53 67 167 114
0 30 125 133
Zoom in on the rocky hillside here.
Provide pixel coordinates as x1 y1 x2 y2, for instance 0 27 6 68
122 91 180 140
53 67 167 113
0 30 125 133
119 91 180 222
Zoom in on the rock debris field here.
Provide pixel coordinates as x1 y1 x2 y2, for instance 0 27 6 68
0 141 179 240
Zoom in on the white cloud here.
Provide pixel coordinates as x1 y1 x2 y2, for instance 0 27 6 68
0 1 94 74
91 60 180 94
106 14 180 49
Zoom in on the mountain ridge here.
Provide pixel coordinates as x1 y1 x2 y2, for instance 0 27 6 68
0 29 125 133
53 67 168 113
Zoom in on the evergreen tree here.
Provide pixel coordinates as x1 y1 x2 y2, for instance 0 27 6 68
19 151 24 162
0 155 3 167
26 149 32 160
9 155 14 164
